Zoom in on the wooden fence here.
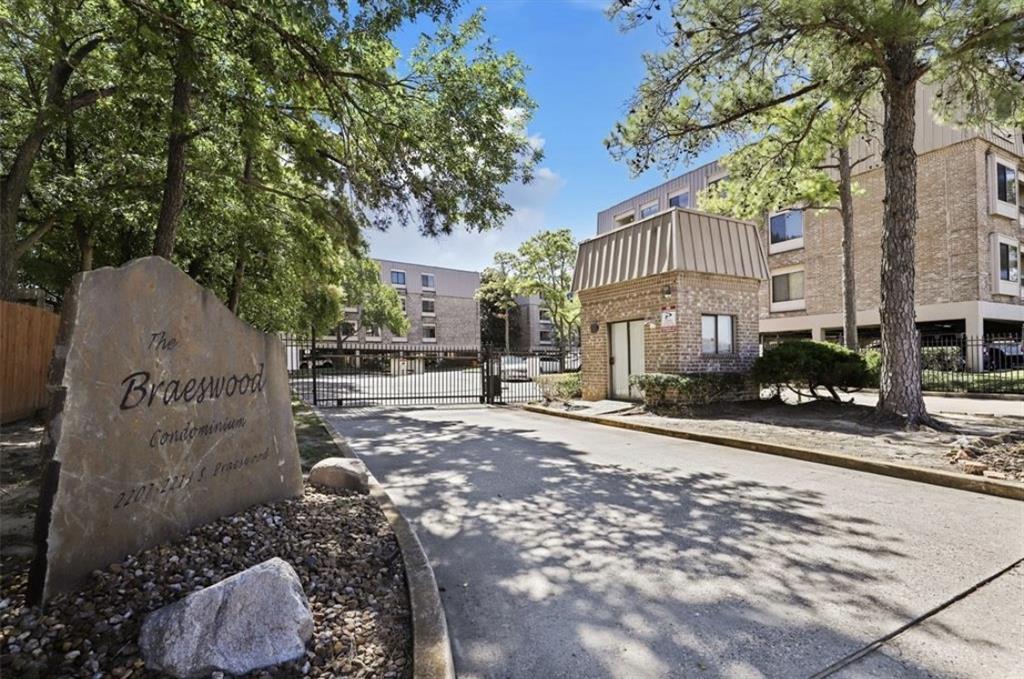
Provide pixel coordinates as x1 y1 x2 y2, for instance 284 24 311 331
1 301 61 424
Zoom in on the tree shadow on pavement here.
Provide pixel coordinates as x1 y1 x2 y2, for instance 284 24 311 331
324 407 1007 679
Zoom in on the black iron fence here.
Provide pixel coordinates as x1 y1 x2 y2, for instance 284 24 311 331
762 334 1024 394
282 334 581 407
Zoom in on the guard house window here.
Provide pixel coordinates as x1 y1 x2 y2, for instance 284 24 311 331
422 298 435 315
423 325 437 342
769 210 804 253
639 201 659 218
390 270 406 286
1000 241 1019 282
421 273 436 289
668 190 689 208
770 269 805 311
701 314 734 354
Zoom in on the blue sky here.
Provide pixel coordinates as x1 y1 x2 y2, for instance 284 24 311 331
366 0 725 271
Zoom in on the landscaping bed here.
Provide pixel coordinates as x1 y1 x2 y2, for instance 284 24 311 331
0 401 413 678
540 399 1024 483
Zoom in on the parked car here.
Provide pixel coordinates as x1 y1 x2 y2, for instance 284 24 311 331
984 340 1024 371
500 356 530 381
539 354 582 374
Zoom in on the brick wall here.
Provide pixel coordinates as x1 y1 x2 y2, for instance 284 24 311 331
578 272 761 400
761 137 1023 323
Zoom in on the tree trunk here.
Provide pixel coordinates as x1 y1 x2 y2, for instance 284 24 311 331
878 53 929 426
0 39 105 299
504 313 510 352
66 117 94 272
227 254 245 313
153 32 194 259
76 220 95 272
837 142 858 351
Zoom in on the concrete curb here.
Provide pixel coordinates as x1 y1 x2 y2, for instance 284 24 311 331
315 413 456 679
523 404 1024 502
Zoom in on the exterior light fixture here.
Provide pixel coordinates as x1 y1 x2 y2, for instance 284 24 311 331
590 322 600 334
661 284 673 299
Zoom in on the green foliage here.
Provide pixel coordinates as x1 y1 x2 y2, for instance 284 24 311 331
862 349 883 388
510 229 580 348
920 345 964 372
753 341 871 401
2 1 539 326
336 256 408 339
629 372 750 409
476 253 521 349
534 372 581 402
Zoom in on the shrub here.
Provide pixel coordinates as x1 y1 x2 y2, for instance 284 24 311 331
534 372 581 402
629 372 750 409
920 345 964 372
753 340 870 401
862 348 882 388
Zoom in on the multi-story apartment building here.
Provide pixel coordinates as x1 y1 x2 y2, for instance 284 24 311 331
342 259 481 347
512 294 557 350
596 86 1023 343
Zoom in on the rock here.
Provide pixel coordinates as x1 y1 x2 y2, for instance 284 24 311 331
308 458 369 492
960 460 988 475
139 558 313 678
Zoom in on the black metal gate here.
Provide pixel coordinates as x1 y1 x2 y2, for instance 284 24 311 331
282 334 580 407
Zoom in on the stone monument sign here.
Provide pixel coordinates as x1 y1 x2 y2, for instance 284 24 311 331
29 257 303 603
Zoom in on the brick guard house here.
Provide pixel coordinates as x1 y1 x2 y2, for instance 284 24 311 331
572 208 768 401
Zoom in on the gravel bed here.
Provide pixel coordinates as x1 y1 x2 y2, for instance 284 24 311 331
0 486 412 678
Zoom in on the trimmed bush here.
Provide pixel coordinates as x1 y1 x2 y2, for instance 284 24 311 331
862 348 882 388
629 372 750 409
920 345 964 372
534 372 581 402
753 340 870 401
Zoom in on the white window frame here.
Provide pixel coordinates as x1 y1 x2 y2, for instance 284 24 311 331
990 154 1019 220
613 210 635 227
421 273 436 290
422 324 437 343
992 233 1021 297
390 269 407 287
365 325 382 342
769 265 806 312
421 298 436 316
668 189 690 209
639 200 659 219
768 209 805 254
538 329 554 345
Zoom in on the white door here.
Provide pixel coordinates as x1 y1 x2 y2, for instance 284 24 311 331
609 320 646 400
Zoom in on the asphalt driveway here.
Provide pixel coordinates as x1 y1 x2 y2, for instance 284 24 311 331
320 406 1024 679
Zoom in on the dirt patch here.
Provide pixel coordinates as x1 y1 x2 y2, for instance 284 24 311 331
598 400 1024 482
947 431 1024 481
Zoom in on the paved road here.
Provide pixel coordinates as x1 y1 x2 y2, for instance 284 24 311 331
321 406 1024 679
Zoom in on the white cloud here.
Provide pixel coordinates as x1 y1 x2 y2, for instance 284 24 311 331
365 165 566 272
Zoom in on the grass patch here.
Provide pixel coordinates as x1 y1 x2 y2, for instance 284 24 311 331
921 371 1024 394
292 399 341 472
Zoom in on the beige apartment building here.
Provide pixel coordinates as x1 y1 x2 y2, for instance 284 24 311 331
596 86 1024 344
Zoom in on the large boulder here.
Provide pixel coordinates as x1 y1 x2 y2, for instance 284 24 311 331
308 457 369 492
140 558 313 678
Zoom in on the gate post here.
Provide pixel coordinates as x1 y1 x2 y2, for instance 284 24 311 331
480 347 489 404
310 324 318 406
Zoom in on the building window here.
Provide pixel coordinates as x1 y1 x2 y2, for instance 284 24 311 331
423 325 437 342
421 273 436 289
390 270 406 286
366 324 382 340
339 320 358 339
1000 242 1020 282
668 190 689 208
538 308 552 323
991 156 1019 219
769 210 804 253
770 269 806 311
614 211 635 227
701 314 734 354
422 298 435 315
539 329 554 344
994 235 1021 296
399 296 407 313
639 201 659 218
